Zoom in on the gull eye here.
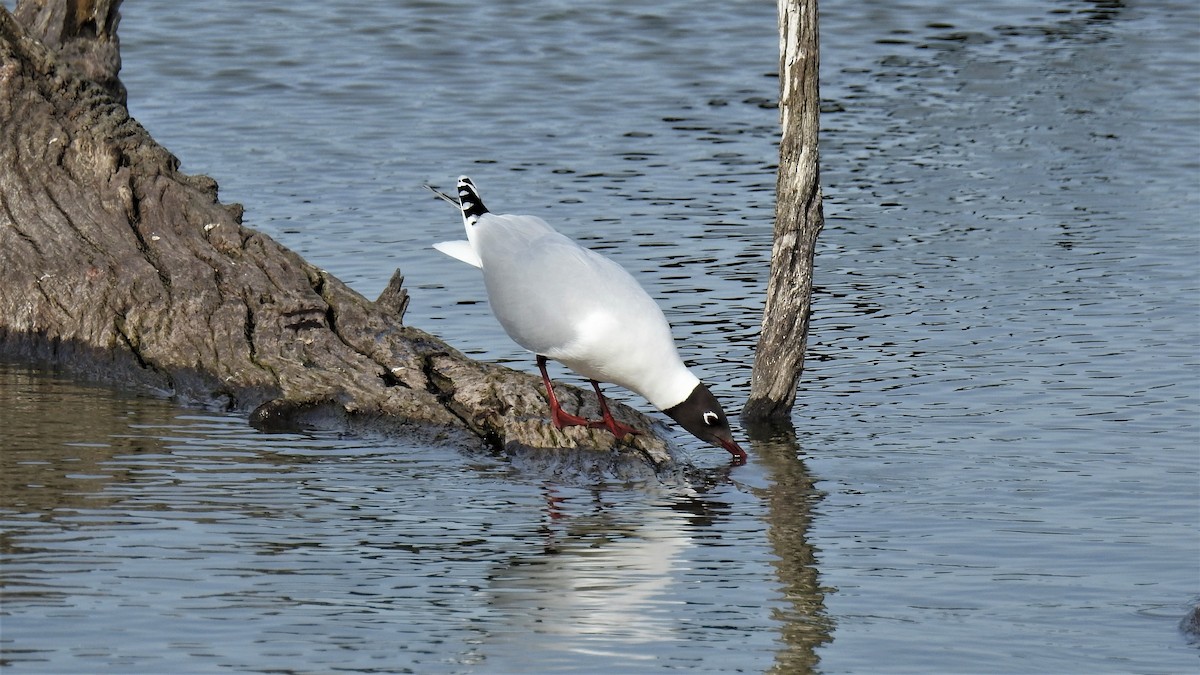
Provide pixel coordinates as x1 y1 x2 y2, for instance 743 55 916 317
703 411 719 426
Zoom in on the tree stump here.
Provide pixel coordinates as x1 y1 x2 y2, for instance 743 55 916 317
0 4 673 472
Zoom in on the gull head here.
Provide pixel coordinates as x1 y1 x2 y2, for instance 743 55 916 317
664 383 747 464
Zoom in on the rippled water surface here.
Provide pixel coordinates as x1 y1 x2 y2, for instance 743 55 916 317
2 0 1198 672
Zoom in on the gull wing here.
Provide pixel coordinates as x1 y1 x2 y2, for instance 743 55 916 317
432 240 483 268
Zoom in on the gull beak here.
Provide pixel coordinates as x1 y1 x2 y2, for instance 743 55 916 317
720 437 748 464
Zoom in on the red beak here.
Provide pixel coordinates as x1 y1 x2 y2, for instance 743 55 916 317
720 438 748 464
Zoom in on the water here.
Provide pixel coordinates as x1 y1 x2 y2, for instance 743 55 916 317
2 0 1197 672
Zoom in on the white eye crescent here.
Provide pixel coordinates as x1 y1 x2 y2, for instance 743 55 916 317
703 411 719 425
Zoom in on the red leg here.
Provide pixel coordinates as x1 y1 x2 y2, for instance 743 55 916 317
588 380 640 439
537 355 591 429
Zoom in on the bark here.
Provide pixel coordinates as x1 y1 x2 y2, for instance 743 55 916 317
744 0 824 422
0 4 674 472
12 0 125 104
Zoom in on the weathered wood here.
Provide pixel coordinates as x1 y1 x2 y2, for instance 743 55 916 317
0 4 674 471
744 0 824 422
12 0 125 104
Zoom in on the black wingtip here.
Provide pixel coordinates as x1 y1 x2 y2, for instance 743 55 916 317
456 176 489 225
425 184 458 206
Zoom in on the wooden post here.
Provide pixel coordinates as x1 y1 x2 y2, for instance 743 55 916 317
743 0 824 423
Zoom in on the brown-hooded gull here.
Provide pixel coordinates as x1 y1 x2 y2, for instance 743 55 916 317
430 176 746 463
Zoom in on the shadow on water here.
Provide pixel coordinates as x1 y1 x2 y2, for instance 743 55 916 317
742 416 834 674
1 362 170 518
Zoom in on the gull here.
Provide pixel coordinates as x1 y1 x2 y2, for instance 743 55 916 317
430 176 746 462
